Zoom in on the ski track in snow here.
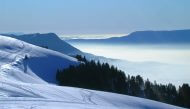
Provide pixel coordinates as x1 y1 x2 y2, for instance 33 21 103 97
79 89 97 105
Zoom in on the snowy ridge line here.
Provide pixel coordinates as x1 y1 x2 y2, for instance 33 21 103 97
0 41 38 83
0 42 24 64
0 41 24 68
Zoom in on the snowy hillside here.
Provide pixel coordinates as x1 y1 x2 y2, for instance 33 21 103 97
0 35 78 84
0 35 184 109
0 80 183 109
1 33 83 55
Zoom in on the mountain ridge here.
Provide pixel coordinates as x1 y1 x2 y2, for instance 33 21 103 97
1 33 83 55
66 29 190 44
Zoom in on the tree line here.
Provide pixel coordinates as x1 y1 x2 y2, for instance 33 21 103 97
56 55 190 108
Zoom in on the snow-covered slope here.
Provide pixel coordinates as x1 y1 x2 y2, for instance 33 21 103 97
0 35 184 109
0 80 183 109
1 33 83 55
0 35 78 84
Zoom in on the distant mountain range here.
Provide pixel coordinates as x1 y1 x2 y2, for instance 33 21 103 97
66 29 190 44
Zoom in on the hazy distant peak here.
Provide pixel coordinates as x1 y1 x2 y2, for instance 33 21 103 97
67 29 190 44
0 32 24 36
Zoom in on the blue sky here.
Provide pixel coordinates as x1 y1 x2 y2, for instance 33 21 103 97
0 0 190 35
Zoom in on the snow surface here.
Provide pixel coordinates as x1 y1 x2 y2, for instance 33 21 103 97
0 81 183 109
0 35 184 109
0 35 78 84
